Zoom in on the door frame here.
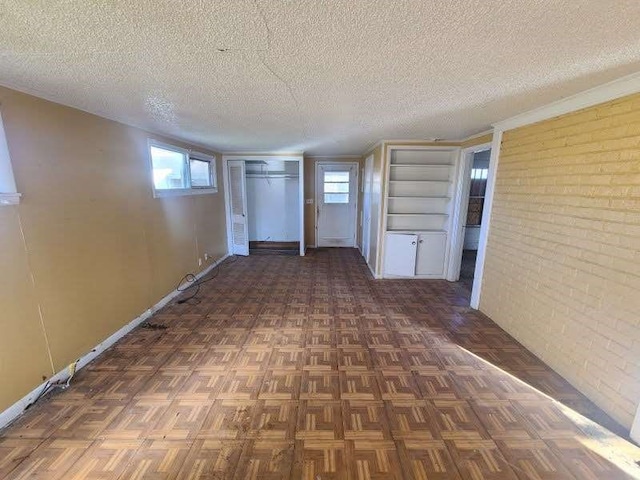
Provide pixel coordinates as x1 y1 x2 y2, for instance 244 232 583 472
315 161 359 248
447 142 492 282
222 154 305 256
361 154 374 265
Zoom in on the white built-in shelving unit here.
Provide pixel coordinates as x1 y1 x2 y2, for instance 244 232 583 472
382 147 459 278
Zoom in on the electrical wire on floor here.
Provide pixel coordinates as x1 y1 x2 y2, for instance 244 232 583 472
174 255 239 305
24 359 79 411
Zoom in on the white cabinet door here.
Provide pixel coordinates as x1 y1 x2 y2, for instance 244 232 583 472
384 233 418 276
415 232 447 276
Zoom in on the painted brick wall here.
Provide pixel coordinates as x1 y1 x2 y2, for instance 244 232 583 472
481 93 640 429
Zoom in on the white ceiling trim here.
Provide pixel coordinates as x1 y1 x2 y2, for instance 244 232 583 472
493 70 640 131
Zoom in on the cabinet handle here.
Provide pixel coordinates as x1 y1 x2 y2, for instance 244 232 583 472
419 240 423 243
411 241 416 245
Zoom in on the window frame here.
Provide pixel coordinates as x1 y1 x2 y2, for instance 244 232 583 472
148 139 217 198
0 110 21 206
322 170 351 204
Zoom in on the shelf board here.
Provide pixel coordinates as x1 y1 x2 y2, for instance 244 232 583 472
387 213 449 217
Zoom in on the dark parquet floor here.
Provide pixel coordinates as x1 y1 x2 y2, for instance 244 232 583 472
1 248 639 479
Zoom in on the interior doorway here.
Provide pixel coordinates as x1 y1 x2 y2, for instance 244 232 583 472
316 162 358 247
223 155 305 256
459 149 490 290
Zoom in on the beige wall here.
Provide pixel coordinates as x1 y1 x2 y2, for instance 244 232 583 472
461 133 493 148
303 156 363 248
481 93 640 429
0 87 227 412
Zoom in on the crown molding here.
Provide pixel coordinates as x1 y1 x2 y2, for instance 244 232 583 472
493 71 640 132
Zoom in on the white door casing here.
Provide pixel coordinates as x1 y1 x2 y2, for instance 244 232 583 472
316 162 358 247
362 155 374 264
228 160 249 256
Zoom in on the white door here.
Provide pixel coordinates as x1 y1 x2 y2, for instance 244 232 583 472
228 160 249 256
384 233 417 276
362 155 374 264
316 163 357 247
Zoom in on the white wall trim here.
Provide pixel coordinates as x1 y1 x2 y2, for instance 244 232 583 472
632 403 640 445
447 141 492 281
0 253 230 432
470 131 503 309
493 71 640 132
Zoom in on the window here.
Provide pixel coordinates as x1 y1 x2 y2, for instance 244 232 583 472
471 168 488 180
323 171 349 204
467 167 489 226
149 140 217 197
0 110 20 206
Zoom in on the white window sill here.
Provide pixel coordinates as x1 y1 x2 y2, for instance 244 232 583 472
0 193 21 205
153 188 218 198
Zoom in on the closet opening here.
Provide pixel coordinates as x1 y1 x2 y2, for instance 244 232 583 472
223 155 304 256
246 160 300 255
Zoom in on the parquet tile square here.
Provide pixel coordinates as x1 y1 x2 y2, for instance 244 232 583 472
303 347 339 371
291 439 348 480
301 371 341 400
470 400 537 441
234 440 295 479
0 438 43 478
3 399 87 439
385 400 440 441
1 249 638 479
446 439 518 480
175 439 243 479
198 399 257 439
61 439 144 479
147 399 212 440
495 439 574 479
248 400 298 440
99 399 171 440
343 400 392 441
345 440 404 479
296 400 344 441
118 439 192 479
259 370 302 400
395 439 462 480
339 371 382 401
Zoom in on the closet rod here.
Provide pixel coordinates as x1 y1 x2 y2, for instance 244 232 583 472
245 174 299 178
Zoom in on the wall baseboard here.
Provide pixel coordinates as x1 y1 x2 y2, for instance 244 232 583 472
0 253 230 432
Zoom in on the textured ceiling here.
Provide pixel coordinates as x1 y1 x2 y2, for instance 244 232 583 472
1 1 640 155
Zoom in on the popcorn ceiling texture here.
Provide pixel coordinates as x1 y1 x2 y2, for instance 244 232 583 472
480 93 640 429
1 1 640 154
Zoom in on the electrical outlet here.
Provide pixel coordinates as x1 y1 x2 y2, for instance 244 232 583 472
305 198 313 204
198 258 202 266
